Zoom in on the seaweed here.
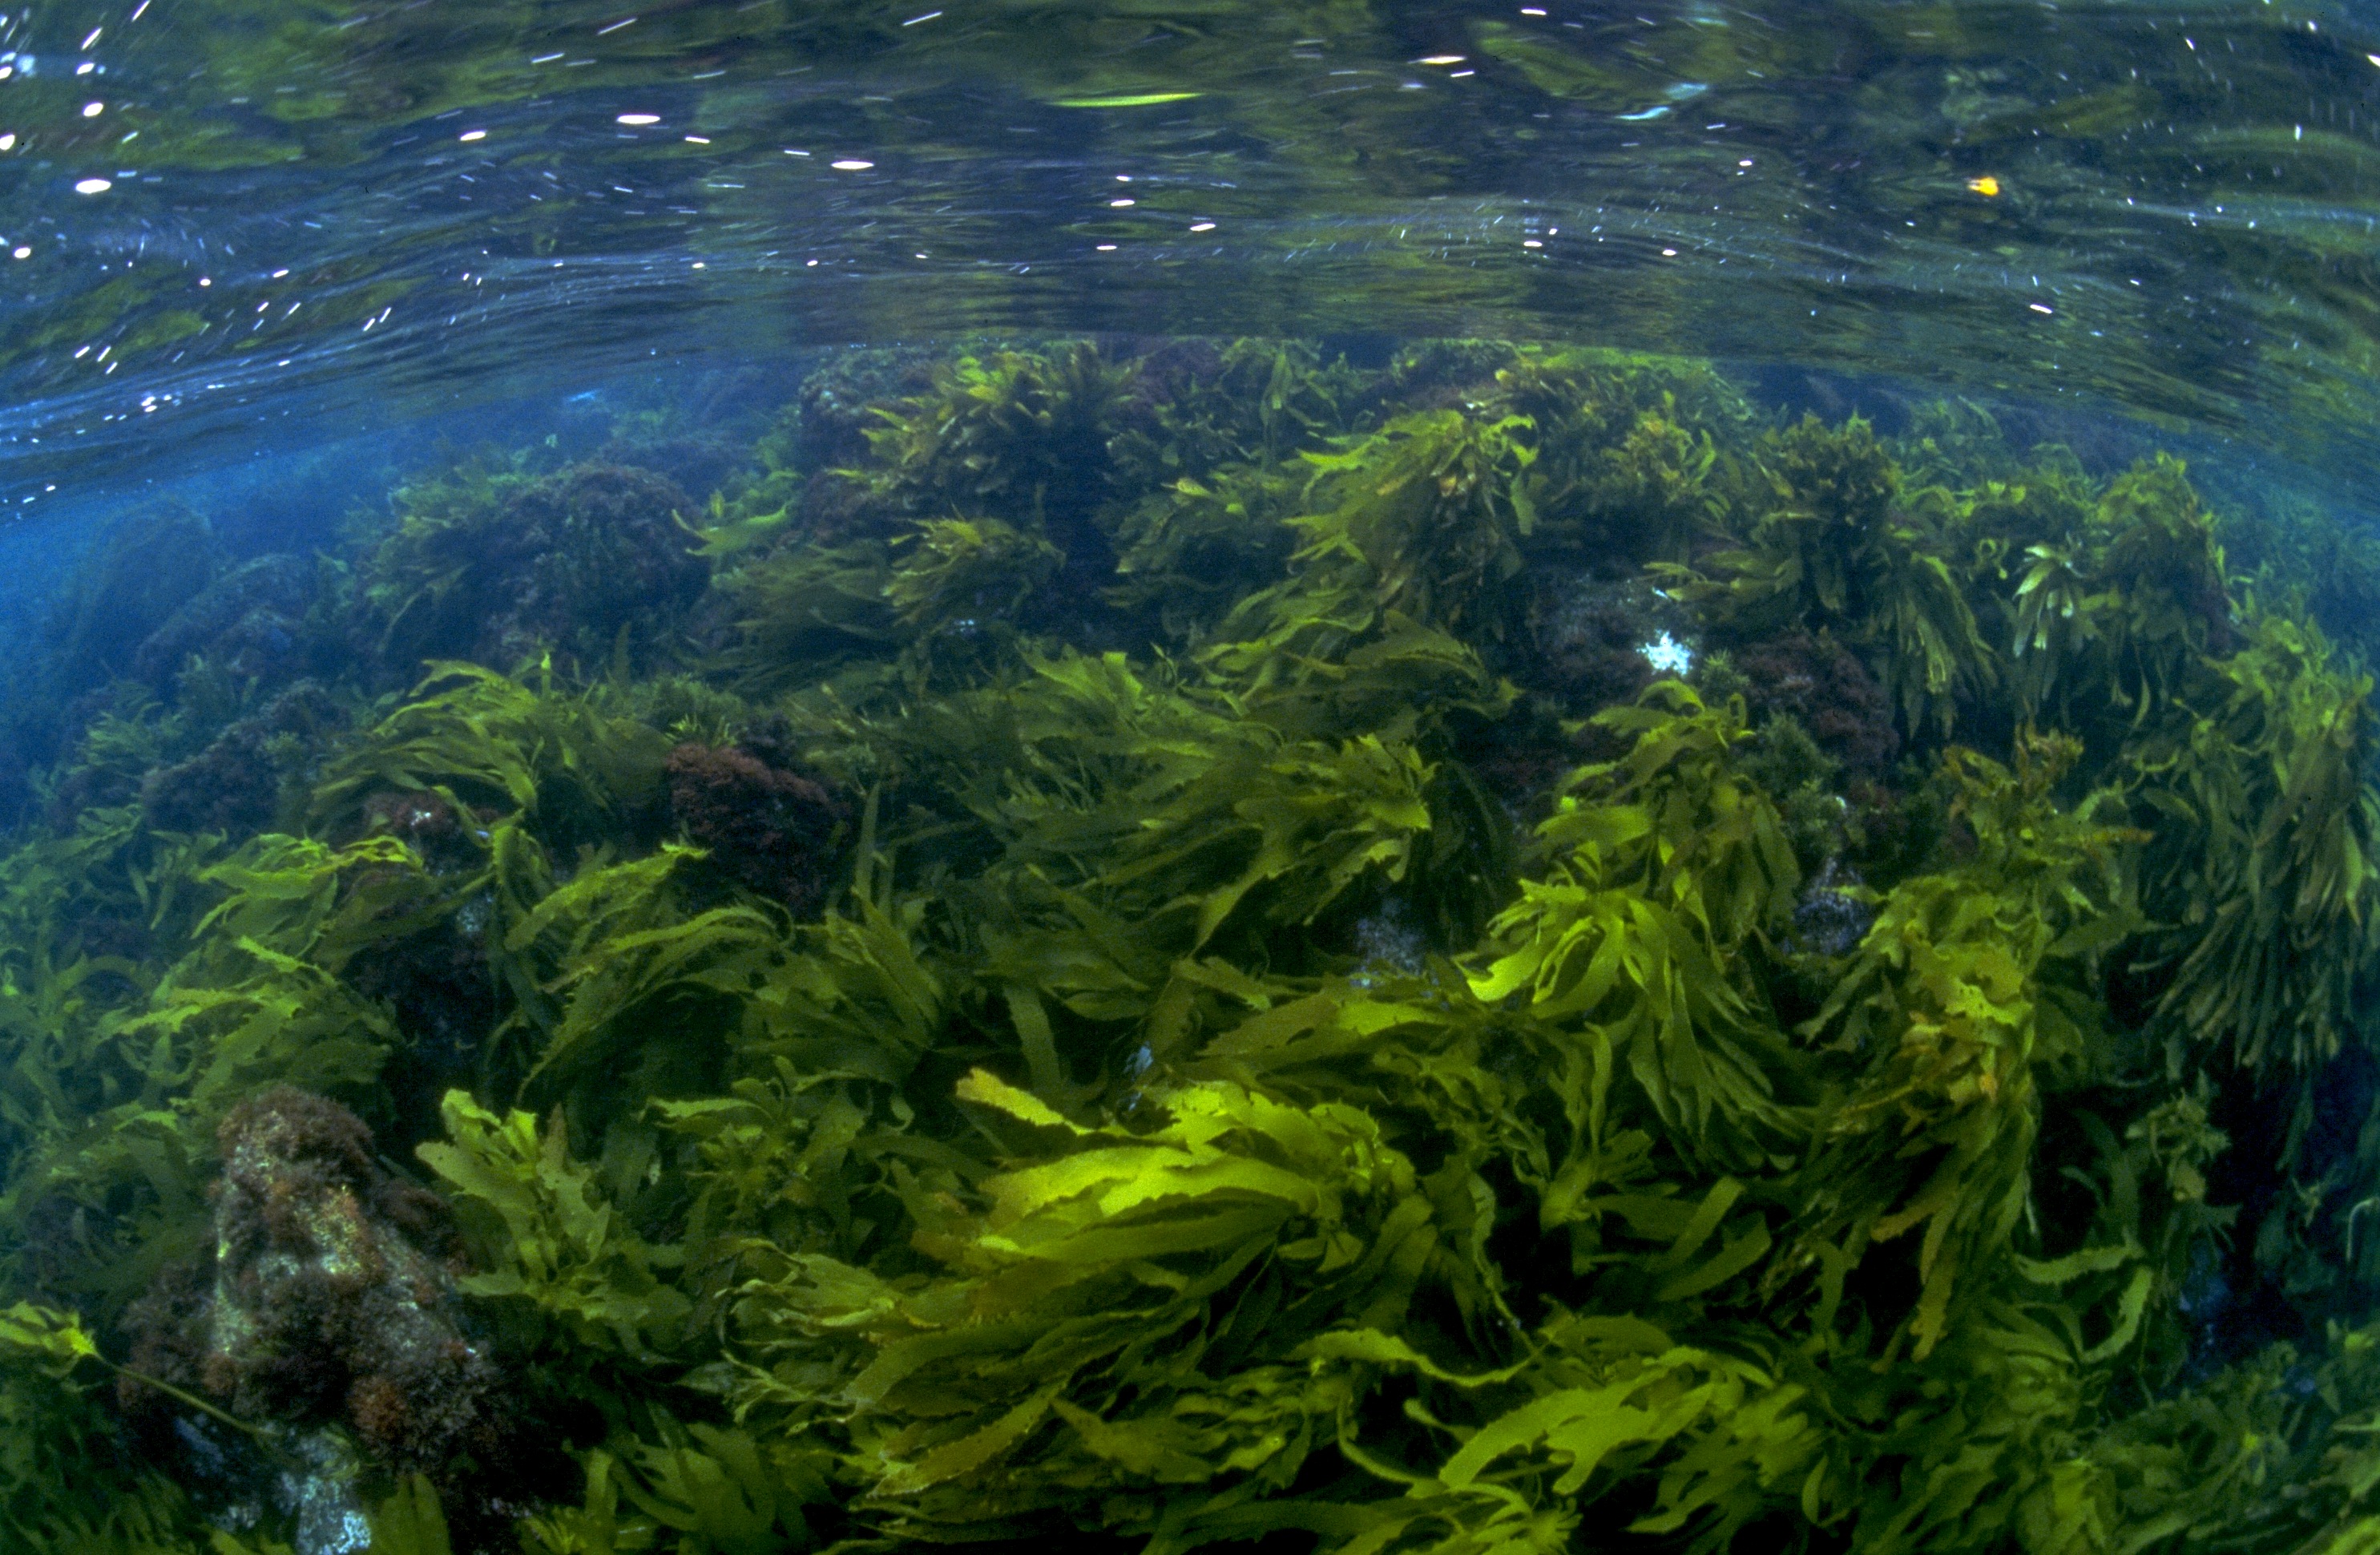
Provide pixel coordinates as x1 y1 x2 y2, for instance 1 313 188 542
850 342 1136 597
361 458 707 681
4 334 2380 1554
1664 414 1997 739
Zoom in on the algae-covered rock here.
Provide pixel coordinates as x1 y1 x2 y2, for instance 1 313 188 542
119 1088 521 1537
131 553 324 692
46 507 228 697
364 458 706 677
1734 628 1900 780
139 681 348 839
664 740 847 914
498 462 710 660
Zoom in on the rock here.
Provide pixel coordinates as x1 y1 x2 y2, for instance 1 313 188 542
119 1088 516 1539
1736 632 1899 780
139 681 347 840
1791 858 1873 958
664 741 847 914
132 553 321 690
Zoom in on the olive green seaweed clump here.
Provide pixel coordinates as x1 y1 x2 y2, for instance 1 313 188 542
5 337 2380 1555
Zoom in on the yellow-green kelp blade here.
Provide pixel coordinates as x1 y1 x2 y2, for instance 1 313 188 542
1048 91 1203 107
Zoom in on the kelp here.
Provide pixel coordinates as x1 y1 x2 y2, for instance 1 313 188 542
2 335 2380 1555
1208 410 1541 664
2126 612 2379 1080
2007 455 2236 754
1491 345 1753 570
1664 415 1997 737
309 660 670 850
1471 684 1804 1167
1789 733 2139 1359
1108 459 1308 644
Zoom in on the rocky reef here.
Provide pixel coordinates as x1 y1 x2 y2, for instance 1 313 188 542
1 337 2379 1555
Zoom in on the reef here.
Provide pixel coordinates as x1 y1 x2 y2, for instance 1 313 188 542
139 681 349 841
3 336 2380 1555
362 458 709 677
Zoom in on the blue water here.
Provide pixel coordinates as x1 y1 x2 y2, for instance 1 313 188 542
0 0 2374 506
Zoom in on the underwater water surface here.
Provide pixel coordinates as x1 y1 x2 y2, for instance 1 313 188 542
9 1 2380 1552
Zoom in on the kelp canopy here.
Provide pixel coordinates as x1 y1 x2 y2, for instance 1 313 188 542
5 337 2380 1554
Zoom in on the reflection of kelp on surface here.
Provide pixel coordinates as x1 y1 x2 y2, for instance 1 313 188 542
7 338 2380 1553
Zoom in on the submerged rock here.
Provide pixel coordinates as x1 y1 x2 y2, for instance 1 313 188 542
139 681 348 839
497 462 710 662
1528 573 1696 719
119 1088 515 1536
365 458 708 677
1736 631 1899 781
665 741 848 914
132 553 322 691
1791 857 1874 958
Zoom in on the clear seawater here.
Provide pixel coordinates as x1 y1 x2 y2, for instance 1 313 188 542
4 0 2376 510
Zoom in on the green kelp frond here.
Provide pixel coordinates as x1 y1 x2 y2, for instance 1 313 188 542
419 1091 692 1363
826 644 1504 965
885 517 1063 633
1492 346 1750 568
2010 454 2235 750
188 832 434 967
1470 683 1804 1166
885 647 1498 970
515 1428 833 1555
714 536 901 693
499 843 801 1113
0 1303 208 1550
882 515 1068 684
1793 734 2140 1359
310 660 669 846
1666 414 1997 737
1109 459 1307 644
736 1068 1455 1544
716 1061 1817 1554
1093 731 1436 959
1280 408 1540 643
1199 598 1518 745
1106 337 1378 489
0 931 397 1308
2128 611 2380 1079
1305 1311 1821 1555
853 342 1134 574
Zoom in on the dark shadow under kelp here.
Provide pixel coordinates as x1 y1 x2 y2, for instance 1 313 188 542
2 337 2380 1553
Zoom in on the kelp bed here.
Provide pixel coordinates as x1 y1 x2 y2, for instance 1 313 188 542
3 338 2380 1554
